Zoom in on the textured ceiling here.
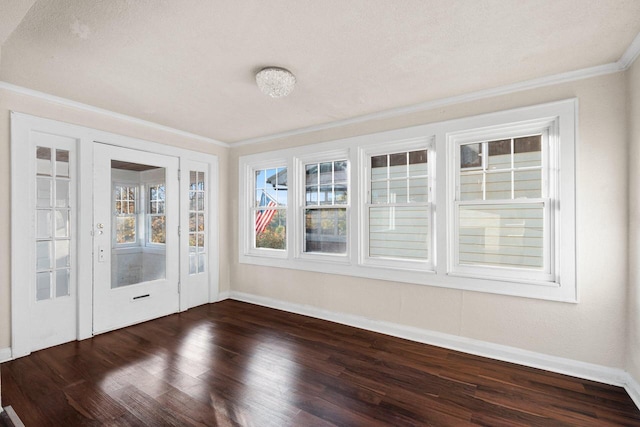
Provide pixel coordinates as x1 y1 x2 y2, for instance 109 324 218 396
1 1 640 144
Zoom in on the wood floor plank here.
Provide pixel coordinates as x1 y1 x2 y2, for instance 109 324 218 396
2 300 639 426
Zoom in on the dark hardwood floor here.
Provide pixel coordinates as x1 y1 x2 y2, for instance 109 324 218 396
2 300 639 426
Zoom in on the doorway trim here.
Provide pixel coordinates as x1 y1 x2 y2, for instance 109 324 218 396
11 112 220 358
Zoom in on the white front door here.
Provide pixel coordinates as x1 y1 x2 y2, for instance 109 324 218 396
93 143 180 334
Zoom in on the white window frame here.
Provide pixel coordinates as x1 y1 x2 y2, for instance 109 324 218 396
360 137 435 271
448 121 555 283
146 182 166 247
112 181 139 248
294 149 351 263
240 158 290 259
238 99 576 302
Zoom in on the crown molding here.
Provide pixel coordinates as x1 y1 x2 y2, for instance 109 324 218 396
234 31 640 147
233 62 622 147
0 81 230 148
619 31 640 70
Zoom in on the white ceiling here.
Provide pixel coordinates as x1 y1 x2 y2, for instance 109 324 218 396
1 1 639 144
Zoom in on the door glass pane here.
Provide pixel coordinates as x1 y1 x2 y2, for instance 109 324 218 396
55 269 70 297
55 180 70 207
111 161 166 288
56 150 70 177
36 241 52 270
37 178 52 207
36 147 52 176
55 210 69 238
56 240 70 268
36 210 52 238
36 272 51 301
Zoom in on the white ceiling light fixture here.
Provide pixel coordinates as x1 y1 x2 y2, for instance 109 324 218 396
255 67 296 98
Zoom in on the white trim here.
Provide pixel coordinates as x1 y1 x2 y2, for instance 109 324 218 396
620 31 640 70
225 291 634 396
0 81 229 148
0 347 12 363
624 373 640 410
233 63 620 147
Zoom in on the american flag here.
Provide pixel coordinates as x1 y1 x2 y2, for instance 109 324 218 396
255 191 277 235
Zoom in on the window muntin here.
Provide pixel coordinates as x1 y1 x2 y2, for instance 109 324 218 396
368 150 431 262
35 147 71 301
189 171 206 274
253 167 287 250
304 160 348 254
114 184 137 244
454 133 550 276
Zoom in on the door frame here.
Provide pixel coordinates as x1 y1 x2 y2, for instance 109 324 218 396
11 113 220 358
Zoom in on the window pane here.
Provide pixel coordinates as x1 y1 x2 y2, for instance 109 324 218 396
197 213 205 231
197 192 204 210
36 147 52 176
150 216 166 244
371 180 387 204
189 213 196 232
460 173 483 201
304 208 347 254
255 209 286 250
408 150 428 177
56 240 70 268
197 233 205 252
461 143 482 169
56 180 69 208
37 178 52 208
369 206 429 260
36 241 52 270
487 139 511 170
514 170 542 198
305 164 318 186
458 203 544 269
56 269 70 298
198 172 205 190
36 272 51 301
371 155 387 169
389 179 407 203
37 210 52 239
56 150 69 177
55 210 69 238
190 171 198 190
198 254 206 273
189 233 197 251
514 135 542 168
485 172 512 200
408 177 429 202
189 253 197 274
116 216 136 243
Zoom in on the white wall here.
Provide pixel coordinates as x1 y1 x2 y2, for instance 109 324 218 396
628 59 640 381
0 87 231 349
229 71 629 368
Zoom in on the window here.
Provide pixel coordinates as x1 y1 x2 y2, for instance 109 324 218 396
147 184 166 244
366 144 432 267
304 160 348 254
451 124 554 283
253 167 287 250
35 147 71 300
114 184 137 244
239 100 576 301
189 171 206 274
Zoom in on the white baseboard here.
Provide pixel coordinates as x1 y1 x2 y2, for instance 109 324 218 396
215 290 231 302
0 347 11 363
226 291 634 397
624 373 640 409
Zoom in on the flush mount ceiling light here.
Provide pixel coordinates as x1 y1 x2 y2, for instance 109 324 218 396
255 67 296 98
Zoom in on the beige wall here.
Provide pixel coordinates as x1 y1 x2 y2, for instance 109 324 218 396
628 59 640 380
0 69 632 371
230 71 629 368
0 88 230 349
